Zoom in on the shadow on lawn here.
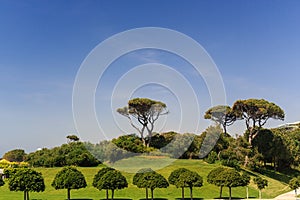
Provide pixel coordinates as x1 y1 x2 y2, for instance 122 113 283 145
140 198 168 200
175 198 204 200
100 199 132 200
213 197 255 199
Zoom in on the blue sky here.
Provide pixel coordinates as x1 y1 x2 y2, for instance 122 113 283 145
1 0 300 156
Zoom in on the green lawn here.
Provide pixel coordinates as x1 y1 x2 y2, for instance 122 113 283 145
0 157 292 199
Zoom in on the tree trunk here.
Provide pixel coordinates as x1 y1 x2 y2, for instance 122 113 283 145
181 187 184 200
151 188 154 200
189 187 193 200
146 188 149 200
27 191 29 200
142 137 146 147
246 186 249 199
106 189 109 200
259 190 262 199
229 187 232 200
223 124 227 134
219 186 223 198
112 189 114 200
67 188 71 200
24 191 26 200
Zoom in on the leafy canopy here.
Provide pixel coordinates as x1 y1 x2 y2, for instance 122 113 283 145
51 166 87 190
8 168 45 192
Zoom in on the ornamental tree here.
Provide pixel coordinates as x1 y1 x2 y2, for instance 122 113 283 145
204 105 236 134
51 166 87 200
207 167 249 200
93 169 128 200
177 170 203 200
133 168 169 200
93 167 115 200
117 98 168 147
207 167 226 198
168 168 190 200
8 168 45 200
253 176 268 199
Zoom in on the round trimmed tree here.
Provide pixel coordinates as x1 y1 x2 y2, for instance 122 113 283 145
169 168 203 200
93 167 115 200
168 168 198 200
133 168 169 200
51 166 87 200
177 170 203 200
207 167 249 200
8 168 45 200
93 169 128 200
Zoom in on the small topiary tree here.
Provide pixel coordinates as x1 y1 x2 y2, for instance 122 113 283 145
207 167 225 198
8 168 45 200
133 168 169 200
93 167 115 200
207 167 249 200
133 168 154 200
168 168 190 200
177 170 203 200
51 166 87 200
93 168 128 200
253 176 268 199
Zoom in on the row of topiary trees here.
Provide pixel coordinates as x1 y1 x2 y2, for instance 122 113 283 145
0 166 269 200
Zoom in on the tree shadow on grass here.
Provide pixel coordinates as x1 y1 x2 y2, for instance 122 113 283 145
69 199 93 200
214 197 252 199
140 198 168 200
100 199 132 200
175 198 204 200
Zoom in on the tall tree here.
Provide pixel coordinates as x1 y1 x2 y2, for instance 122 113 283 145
204 105 236 134
232 99 284 146
232 99 284 166
133 168 168 200
93 169 128 200
51 166 87 200
3 149 26 162
117 98 168 147
8 168 45 200
93 167 118 200
66 134 80 143
253 177 268 199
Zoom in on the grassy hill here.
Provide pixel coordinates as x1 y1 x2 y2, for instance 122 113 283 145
0 157 292 200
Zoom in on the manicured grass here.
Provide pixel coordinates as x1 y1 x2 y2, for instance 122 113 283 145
0 157 293 199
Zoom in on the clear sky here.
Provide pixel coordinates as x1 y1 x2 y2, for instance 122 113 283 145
1 0 300 156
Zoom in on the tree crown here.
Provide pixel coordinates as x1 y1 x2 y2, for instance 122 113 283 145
51 166 87 190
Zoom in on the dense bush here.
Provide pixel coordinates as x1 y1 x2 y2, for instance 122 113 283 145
2 149 26 162
25 142 100 167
